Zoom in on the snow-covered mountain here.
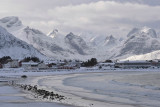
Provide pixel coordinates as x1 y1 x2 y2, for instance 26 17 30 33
65 32 89 55
121 50 160 61
0 16 92 60
104 35 118 48
0 25 45 59
114 27 160 60
1 16 160 61
0 17 65 58
47 29 66 48
78 32 120 48
127 27 157 38
47 29 59 38
78 32 104 47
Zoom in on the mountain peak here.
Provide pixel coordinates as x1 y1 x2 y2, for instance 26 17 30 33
49 29 58 35
141 26 151 33
140 27 157 38
68 32 74 35
127 27 157 38
54 29 58 33
65 32 89 55
104 35 117 47
66 32 75 39
47 29 58 38
24 26 44 35
105 35 114 40
0 16 22 28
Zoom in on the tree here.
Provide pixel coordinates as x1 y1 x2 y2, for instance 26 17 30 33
22 57 40 62
90 58 97 66
81 58 97 67
105 60 113 63
64 59 68 63
99 66 102 69
31 57 40 62
0 56 12 64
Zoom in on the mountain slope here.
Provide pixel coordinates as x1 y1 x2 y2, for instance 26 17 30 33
122 50 160 61
47 29 59 38
114 27 160 59
1 16 160 61
0 26 45 59
0 16 92 60
65 32 89 55
104 35 118 48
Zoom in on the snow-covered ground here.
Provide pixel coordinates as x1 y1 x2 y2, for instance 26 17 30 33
1 69 160 107
0 76 75 107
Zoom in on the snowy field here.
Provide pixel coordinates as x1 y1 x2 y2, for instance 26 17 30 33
1 69 160 107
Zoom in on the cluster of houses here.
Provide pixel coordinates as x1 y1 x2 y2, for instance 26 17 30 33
115 60 160 69
1 58 160 70
0 59 81 71
99 60 160 69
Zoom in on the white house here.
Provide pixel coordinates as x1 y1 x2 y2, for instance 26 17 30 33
115 60 151 68
3 60 19 68
38 62 48 70
98 62 115 67
22 61 39 70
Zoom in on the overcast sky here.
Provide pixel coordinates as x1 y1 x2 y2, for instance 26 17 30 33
0 0 160 37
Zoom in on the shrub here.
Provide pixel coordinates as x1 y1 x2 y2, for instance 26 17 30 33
21 75 27 78
81 58 97 67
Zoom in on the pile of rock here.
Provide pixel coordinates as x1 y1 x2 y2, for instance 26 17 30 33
10 82 65 101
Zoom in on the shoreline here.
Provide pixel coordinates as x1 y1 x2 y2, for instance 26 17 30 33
1 70 160 107
0 76 77 107
20 71 160 107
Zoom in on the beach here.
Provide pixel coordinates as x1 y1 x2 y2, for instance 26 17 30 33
19 71 160 107
0 76 76 107
1 70 160 107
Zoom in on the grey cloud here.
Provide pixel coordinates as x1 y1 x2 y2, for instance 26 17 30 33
0 0 160 37
105 0 160 6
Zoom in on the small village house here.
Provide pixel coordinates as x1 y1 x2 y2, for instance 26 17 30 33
38 62 49 70
22 60 39 70
3 59 19 68
115 60 152 69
